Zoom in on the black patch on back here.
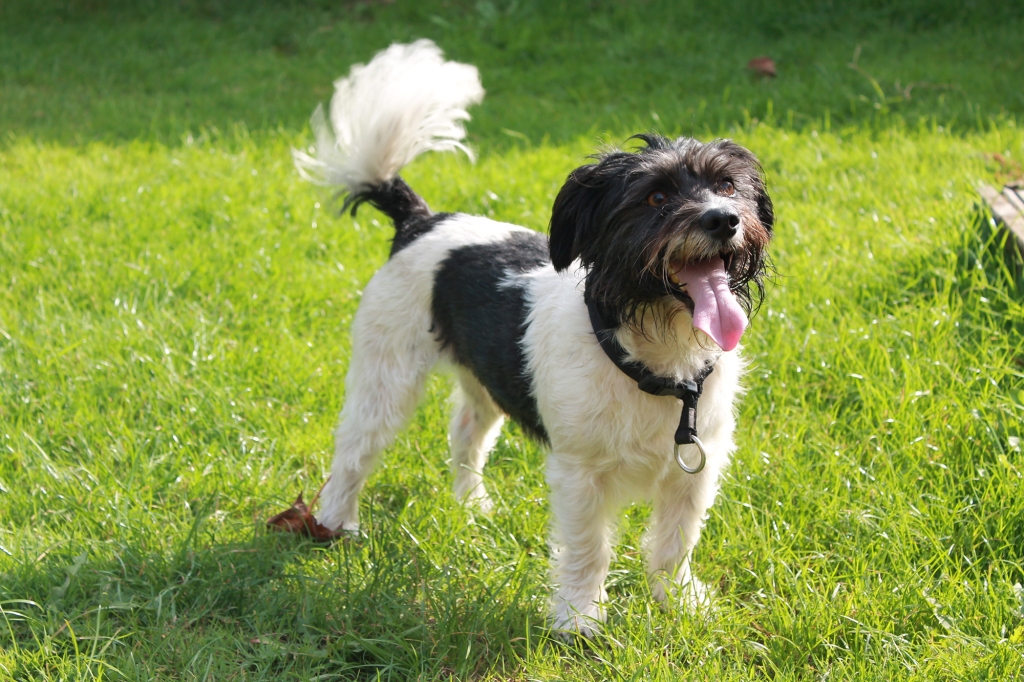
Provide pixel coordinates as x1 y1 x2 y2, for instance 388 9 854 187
431 231 551 443
391 212 452 257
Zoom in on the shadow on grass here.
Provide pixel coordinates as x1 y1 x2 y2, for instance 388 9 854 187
0 519 548 679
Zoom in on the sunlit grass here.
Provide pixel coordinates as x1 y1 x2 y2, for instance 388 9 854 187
2 120 1023 679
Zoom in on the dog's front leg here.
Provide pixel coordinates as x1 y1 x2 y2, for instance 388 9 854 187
644 453 723 611
547 458 618 637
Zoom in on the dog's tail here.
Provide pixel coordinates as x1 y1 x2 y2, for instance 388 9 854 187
293 40 484 231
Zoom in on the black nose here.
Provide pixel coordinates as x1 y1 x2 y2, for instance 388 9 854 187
700 208 740 240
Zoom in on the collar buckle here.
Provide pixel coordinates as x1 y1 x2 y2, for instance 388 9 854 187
586 294 714 475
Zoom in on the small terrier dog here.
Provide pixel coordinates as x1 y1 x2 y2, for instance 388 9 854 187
293 40 773 634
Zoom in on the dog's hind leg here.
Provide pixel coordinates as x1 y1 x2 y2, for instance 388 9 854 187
449 368 503 512
315 274 439 533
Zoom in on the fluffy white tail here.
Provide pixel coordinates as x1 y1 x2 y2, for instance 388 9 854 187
292 40 485 193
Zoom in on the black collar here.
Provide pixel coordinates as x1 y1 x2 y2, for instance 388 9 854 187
586 294 714 446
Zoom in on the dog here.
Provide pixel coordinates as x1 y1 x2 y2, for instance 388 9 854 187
292 40 773 634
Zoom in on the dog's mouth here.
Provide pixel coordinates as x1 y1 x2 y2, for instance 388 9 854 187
667 252 746 352
668 252 735 309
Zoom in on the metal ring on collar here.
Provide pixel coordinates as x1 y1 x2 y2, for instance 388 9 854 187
674 436 707 474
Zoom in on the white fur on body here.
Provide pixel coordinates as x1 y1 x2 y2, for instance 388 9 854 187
313 215 742 633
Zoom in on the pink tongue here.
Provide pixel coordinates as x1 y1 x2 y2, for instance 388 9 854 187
673 257 747 351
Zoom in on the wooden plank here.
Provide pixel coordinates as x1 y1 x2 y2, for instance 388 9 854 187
1001 186 1024 251
980 183 1024 256
1005 185 1024 214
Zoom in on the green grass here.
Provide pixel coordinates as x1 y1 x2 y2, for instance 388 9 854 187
2 1 1024 679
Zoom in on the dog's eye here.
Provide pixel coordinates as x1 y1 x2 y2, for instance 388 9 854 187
646 191 668 207
716 180 736 197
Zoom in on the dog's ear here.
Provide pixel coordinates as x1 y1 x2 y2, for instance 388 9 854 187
755 173 774 235
549 164 604 272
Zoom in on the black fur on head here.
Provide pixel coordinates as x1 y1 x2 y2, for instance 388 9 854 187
549 133 774 330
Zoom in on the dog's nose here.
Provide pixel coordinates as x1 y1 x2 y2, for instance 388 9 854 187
700 208 740 240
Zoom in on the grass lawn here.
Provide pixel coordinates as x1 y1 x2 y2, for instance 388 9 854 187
2 0 1024 679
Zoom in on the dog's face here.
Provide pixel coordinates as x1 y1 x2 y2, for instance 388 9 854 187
549 134 773 341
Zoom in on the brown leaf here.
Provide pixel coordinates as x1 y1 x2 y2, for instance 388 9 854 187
267 493 342 542
989 153 1024 188
747 56 777 78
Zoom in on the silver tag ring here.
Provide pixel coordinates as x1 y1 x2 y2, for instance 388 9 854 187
674 435 707 474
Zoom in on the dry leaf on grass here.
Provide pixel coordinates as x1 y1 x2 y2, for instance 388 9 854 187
989 153 1024 187
266 492 341 542
747 56 777 78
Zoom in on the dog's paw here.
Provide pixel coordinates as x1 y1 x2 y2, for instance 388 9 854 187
551 594 607 639
312 493 359 534
315 512 358 532
462 492 494 514
453 479 494 514
651 574 714 613
551 612 603 640
313 514 361 537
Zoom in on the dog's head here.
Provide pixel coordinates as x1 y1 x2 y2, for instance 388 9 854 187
549 134 773 351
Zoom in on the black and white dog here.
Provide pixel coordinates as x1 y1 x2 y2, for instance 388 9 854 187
293 41 773 634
